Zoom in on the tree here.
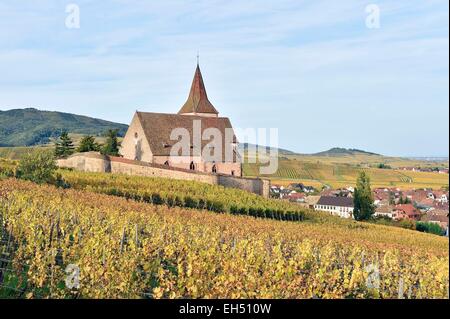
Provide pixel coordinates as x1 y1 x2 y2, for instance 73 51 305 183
398 196 411 204
55 131 75 158
101 129 120 156
16 150 57 184
416 222 444 236
353 171 375 221
388 191 395 205
77 135 100 153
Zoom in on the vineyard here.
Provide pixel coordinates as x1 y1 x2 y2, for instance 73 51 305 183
0 178 448 299
60 170 307 222
243 157 449 190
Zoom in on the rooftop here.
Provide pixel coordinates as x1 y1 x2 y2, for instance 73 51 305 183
316 196 354 207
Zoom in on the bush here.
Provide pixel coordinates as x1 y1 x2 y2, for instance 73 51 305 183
398 219 416 230
416 222 444 236
0 159 18 178
16 151 57 184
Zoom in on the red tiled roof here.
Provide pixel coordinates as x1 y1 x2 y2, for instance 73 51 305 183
416 198 435 207
423 213 449 224
394 204 420 218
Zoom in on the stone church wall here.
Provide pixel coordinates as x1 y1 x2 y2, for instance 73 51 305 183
57 152 111 172
57 152 270 198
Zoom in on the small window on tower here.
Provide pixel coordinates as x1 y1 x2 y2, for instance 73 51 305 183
134 132 138 138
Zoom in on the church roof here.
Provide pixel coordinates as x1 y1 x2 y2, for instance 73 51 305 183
136 112 237 160
178 64 219 115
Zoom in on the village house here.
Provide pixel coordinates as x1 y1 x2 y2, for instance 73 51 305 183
270 185 281 196
289 183 316 193
422 210 449 235
392 204 421 221
304 195 320 210
374 205 396 219
314 196 354 219
433 191 448 203
285 192 306 203
119 63 242 176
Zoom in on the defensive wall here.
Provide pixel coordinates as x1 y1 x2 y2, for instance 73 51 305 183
57 152 270 198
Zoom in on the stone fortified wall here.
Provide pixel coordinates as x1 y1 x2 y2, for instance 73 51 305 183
57 152 270 198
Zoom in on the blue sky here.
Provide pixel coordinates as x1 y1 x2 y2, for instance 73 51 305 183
0 0 448 156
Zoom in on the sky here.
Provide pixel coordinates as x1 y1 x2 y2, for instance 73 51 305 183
0 0 448 157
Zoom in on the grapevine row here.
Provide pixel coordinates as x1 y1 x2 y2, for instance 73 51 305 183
60 170 307 222
0 179 448 298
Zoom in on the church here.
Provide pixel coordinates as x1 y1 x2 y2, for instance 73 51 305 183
119 63 242 177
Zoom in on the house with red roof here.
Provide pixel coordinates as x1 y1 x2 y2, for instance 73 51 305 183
393 204 421 221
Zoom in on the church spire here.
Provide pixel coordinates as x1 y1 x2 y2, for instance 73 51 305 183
178 62 219 116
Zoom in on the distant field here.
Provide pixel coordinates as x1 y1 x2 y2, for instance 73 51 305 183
1 144 448 190
282 153 449 169
0 134 120 160
0 146 52 160
243 154 449 190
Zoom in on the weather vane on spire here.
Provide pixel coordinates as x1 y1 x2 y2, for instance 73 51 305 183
197 51 199 65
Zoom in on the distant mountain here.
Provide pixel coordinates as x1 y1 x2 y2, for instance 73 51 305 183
312 147 380 157
240 143 296 155
240 145 381 157
0 108 128 147
406 156 449 162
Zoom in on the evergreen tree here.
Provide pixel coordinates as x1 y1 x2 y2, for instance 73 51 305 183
77 135 99 153
353 171 375 221
101 129 120 156
54 131 74 158
388 191 395 205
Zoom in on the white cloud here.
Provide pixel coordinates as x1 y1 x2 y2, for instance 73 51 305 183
0 0 448 156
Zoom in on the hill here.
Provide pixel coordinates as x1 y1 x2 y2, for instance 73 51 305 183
243 152 449 190
0 173 447 298
240 143 296 155
0 108 128 147
312 147 380 157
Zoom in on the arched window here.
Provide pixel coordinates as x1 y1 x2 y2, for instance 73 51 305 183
212 164 217 174
231 170 235 176
190 161 196 170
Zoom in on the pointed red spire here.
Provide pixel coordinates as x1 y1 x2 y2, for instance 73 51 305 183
178 64 219 115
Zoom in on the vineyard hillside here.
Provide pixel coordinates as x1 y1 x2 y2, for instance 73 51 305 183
0 178 448 298
243 156 449 189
